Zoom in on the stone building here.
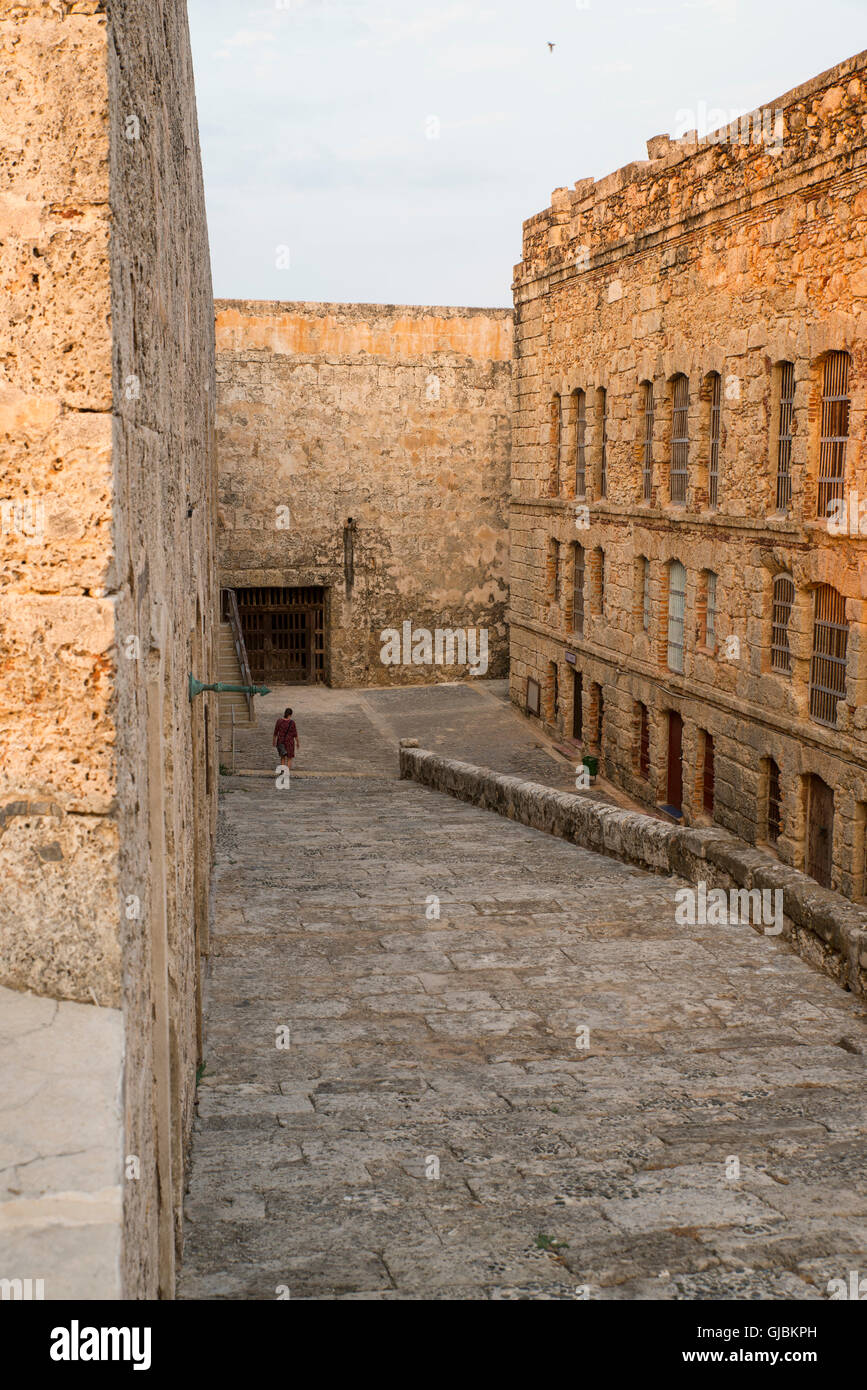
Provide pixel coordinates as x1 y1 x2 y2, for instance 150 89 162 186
216 300 512 687
509 51 867 901
0 0 216 1298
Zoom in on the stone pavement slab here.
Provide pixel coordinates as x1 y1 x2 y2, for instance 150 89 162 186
178 770 867 1300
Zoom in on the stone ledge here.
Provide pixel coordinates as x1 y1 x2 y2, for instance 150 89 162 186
399 747 867 997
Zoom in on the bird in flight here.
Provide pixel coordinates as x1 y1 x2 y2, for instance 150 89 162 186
548 42 555 51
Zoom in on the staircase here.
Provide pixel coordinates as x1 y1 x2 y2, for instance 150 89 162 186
216 596 256 769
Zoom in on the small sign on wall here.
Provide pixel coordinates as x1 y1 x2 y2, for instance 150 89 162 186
565 652 577 665
526 677 541 716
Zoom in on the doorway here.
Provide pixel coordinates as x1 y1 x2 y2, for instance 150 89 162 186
805 774 834 888
236 586 326 683
572 670 582 740
667 710 683 812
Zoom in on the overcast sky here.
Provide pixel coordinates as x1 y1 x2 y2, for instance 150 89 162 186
187 0 865 308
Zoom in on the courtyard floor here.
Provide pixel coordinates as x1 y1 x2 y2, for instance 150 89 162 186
180 683 867 1299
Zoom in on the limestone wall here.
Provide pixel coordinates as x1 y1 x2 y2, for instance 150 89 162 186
0 0 216 1299
509 50 867 902
216 300 512 686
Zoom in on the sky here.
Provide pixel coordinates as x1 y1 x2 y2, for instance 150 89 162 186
187 0 865 308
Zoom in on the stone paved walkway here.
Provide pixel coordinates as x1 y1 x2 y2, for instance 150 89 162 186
226 679 584 793
181 707 867 1300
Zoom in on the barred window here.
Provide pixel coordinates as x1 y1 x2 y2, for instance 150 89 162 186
809 585 848 726
817 351 850 519
767 758 782 843
575 389 586 498
573 544 585 638
775 362 794 512
707 373 721 508
667 560 686 673
670 375 689 504
599 388 608 498
642 382 654 503
771 574 794 673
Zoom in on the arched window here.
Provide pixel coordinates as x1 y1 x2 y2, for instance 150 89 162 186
597 388 608 498
817 351 850 518
775 362 795 512
572 544 585 637
809 586 848 726
667 560 686 672
706 372 721 507
574 389 586 498
698 570 717 652
670 375 689 504
771 574 795 672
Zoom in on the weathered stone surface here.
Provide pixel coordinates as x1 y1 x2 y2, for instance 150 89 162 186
400 747 867 996
216 300 512 685
179 690 867 1300
0 0 217 1299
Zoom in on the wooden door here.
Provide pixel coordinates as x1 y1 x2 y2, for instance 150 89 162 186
806 774 834 888
667 710 683 811
237 587 325 683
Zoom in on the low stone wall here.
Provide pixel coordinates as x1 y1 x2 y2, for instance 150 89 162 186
399 748 867 998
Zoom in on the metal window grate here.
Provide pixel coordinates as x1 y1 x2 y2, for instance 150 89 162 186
599 389 608 498
771 573 794 672
817 352 849 518
705 571 717 651
596 686 604 748
670 375 689 504
809 585 848 725
707 373 721 508
767 758 782 842
775 362 794 512
575 390 586 497
702 732 715 814
642 382 654 503
573 544 585 637
667 560 686 672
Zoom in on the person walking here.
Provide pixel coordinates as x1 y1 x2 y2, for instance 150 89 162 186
273 707 299 770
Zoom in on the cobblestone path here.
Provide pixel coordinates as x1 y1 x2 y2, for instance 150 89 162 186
180 765 867 1299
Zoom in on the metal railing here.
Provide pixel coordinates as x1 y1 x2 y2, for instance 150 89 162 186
221 588 255 719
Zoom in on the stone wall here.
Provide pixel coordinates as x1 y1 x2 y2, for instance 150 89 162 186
0 0 216 1299
216 300 512 686
509 51 867 904
400 748 867 998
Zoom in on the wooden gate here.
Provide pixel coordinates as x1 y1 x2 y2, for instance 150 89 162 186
806 774 834 888
236 586 326 684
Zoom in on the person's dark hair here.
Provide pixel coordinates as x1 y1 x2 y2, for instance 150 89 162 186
284 708 293 717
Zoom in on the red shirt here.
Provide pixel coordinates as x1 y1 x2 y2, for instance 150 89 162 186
274 718 297 747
